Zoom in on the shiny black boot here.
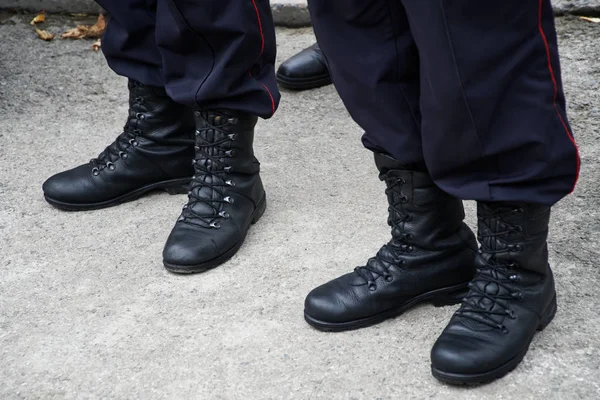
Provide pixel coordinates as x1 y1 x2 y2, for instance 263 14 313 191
276 43 331 90
162 109 266 273
304 153 478 331
431 202 556 385
42 79 195 210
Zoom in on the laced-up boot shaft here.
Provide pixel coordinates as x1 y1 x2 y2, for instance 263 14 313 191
303 153 477 332
162 109 266 273
431 202 557 385
42 79 195 210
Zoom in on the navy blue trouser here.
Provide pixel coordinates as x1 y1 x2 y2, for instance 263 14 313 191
309 0 580 205
97 0 280 118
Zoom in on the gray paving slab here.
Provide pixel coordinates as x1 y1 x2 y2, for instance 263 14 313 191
1 12 600 400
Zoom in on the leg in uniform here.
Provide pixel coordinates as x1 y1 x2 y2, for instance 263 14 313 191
42 0 280 273
304 0 579 384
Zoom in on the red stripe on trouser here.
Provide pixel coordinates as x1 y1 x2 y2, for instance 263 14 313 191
249 0 275 115
538 0 580 192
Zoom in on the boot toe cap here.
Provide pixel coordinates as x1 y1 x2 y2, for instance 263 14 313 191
162 224 223 269
304 278 363 324
43 165 98 205
431 331 500 376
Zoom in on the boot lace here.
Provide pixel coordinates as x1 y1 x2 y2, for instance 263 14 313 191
89 96 145 175
355 177 413 290
457 206 525 333
179 112 238 228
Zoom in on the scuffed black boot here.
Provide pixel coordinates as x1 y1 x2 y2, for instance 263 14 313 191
162 109 266 273
43 79 195 210
431 202 556 385
303 153 478 331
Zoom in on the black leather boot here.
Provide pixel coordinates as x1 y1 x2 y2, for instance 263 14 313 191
42 79 195 210
303 153 478 331
162 109 267 273
431 202 556 385
276 43 331 91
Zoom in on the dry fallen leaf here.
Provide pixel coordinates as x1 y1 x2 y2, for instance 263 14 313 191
61 25 89 39
580 16 600 23
92 39 101 51
35 27 55 41
61 14 106 39
86 14 106 39
30 11 46 25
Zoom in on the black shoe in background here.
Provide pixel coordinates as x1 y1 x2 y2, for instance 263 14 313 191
276 43 332 91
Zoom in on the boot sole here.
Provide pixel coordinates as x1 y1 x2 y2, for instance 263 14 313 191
163 194 267 274
276 73 332 91
43 178 191 211
304 282 469 332
431 294 558 386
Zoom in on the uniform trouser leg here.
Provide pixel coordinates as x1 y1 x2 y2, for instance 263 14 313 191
98 0 280 118
309 0 580 205
308 0 424 166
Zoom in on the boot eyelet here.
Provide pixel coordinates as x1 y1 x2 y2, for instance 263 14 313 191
195 130 201 135
228 134 236 140
384 275 393 283
106 162 116 171
129 139 138 147
182 204 188 209
194 146 200 150
506 309 516 319
226 150 236 157
178 216 185 222
399 260 407 266
91 167 99 176
194 111 201 117
219 211 230 219
499 325 509 334
228 118 238 124
226 180 235 187
400 195 408 203
512 292 524 300
134 96 143 103
192 160 196 165
119 151 128 159
398 178 406 184
225 166 233 173
516 226 523 232
136 113 145 120
367 282 377 291
517 208 525 213
509 274 520 281
406 246 414 253
224 196 234 204
209 222 221 229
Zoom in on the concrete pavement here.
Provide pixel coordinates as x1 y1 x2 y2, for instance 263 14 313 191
1 12 600 400
1 0 600 27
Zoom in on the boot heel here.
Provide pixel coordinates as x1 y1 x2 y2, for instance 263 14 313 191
431 285 469 307
537 295 557 331
251 195 267 224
